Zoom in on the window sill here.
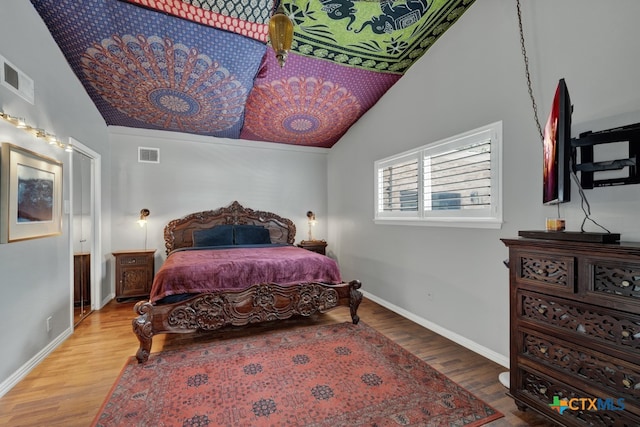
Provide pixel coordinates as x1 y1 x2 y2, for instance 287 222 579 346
374 217 503 229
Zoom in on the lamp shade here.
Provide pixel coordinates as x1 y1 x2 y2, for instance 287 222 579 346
306 211 316 240
268 3 293 68
137 208 150 227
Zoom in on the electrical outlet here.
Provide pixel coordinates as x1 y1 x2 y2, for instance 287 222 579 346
46 316 52 332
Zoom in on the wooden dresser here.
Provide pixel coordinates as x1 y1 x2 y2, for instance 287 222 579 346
502 238 640 426
113 250 155 302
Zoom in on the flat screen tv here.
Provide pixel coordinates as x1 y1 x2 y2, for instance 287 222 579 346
542 78 572 204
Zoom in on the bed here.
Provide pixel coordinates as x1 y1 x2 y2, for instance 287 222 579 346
132 201 363 363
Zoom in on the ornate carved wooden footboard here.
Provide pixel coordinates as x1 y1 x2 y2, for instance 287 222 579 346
133 280 362 363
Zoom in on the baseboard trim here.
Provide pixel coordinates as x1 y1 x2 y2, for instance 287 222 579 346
362 290 509 368
100 292 115 309
0 327 73 398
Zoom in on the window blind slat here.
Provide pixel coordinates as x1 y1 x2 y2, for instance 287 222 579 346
431 151 490 166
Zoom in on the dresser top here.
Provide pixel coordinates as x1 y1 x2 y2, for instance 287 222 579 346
502 237 640 256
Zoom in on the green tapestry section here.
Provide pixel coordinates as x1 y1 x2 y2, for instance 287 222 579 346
182 0 273 23
286 0 476 74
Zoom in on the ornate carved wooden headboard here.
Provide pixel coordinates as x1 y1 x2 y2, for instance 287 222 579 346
163 201 296 255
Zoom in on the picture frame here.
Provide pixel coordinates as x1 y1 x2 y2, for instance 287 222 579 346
0 142 63 243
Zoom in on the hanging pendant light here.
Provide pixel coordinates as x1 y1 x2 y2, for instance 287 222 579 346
268 1 294 68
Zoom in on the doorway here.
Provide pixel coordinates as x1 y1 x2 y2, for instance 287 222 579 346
69 138 101 327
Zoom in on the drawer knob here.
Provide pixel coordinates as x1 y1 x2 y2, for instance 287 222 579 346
621 330 631 338
620 280 630 287
539 346 548 354
537 269 544 275
537 307 547 314
622 378 633 388
539 386 547 395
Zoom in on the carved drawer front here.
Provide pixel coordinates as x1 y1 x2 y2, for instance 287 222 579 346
516 367 640 427
119 255 151 265
585 259 640 311
516 252 575 294
521 330 640 401
519 291 640 354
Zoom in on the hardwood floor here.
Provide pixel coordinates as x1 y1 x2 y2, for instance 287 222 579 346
0 298 554 426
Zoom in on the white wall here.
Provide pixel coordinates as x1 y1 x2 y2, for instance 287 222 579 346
0 1 111 395
328 0 640 365
109 127 330 266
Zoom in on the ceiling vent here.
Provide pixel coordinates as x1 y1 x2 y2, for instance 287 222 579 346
138 147 160 163
0 54 34 104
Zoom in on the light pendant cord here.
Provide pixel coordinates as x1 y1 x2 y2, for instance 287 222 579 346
516 0 543 144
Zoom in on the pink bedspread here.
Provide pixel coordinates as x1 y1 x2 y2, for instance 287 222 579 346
150 245 342 303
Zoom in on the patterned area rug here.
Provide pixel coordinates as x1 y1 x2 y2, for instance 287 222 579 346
93 322 502 426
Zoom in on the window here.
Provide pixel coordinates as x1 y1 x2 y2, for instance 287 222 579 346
375 121 502 228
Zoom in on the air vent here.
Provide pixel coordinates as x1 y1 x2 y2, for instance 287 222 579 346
138 147 160 163
0 54 34 104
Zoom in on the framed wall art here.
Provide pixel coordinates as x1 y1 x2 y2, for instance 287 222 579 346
0 142 63 243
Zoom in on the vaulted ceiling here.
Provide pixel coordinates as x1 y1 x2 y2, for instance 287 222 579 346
31 0 476 148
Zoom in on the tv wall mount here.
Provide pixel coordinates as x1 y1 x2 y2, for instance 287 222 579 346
571 122 640 189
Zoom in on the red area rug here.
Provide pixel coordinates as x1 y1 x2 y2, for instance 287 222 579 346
93 322 502 426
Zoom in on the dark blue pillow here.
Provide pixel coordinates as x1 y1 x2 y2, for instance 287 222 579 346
234 225 271 245
192 225 234 247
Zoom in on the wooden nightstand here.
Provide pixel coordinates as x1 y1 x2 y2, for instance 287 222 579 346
297 240 327 255
113 250 155 302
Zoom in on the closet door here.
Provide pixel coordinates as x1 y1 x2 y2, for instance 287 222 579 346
73 150 92 325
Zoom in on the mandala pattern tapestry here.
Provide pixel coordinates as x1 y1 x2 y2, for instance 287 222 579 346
30 0 476 147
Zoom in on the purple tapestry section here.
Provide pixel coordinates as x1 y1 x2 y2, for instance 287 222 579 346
241 51 401 148
149 245 342 303
30 0 266 139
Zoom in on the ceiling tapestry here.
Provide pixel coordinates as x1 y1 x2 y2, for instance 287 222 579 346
30 0 476 148
81 35 249 134
123 0 273 41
